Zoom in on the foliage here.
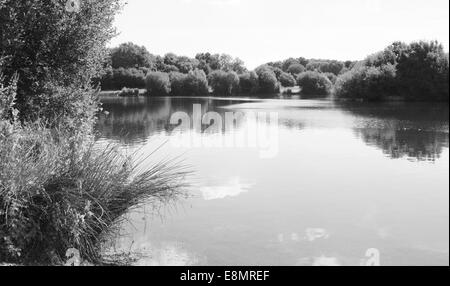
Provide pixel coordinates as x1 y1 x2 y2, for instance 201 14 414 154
335 64 397 101
238 71 259 94
0 124 189 264
324 72 338 84
208 70 240 96
183 69 210 97
297 71 332 97
335 41 449 101
0 0 121 121
255 66 280 94
110 42 156 69
279 72 296 87
168 70 209 97
306 60 345 75
101 68 146 90
145 72 171 96
168 72 188 97
287 64 306 75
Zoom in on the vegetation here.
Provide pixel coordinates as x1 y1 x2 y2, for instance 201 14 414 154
297 71 332 97
255 66 280 94
279 72 296 87
145 72 171 96
238 71 259 94
335 41 449 101
287 64 306 76
101 68 146 91
0 0 189 265
208 70 240 96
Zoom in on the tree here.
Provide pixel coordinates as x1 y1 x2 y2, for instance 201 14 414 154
239 71 259 94
101 68 146 90
287 64 306 75
396 41 449 101
110 42 155 69
335 41 449 101
176 56 200 73
335 64 397 101
256 66 280 94
145 72 171 96
184 69 209 96
297 71 332 97
306 60 344 75
169 72 188 96
279 72 296 87
208 70 240 96
0 0 121 122
282 58 300 72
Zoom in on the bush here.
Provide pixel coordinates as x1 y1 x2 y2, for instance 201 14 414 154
101 68 146 91
182 69 210 97
335 64 398 101
287 64 305 75
334 41 449 101
168 70 209 97
324 73 338 84
256 66 280 94
208 70 240 96
396 41 449 101
169 72 188 97
145 72 171 96
118 88 140 97
306 60 345 75
297 71 332 97
239 71 259 94
279 72 296 87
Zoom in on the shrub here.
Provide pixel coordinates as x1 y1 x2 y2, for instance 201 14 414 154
169 72 188 97
297 71 332 97
324 72 338 84
239 71 259 94
279 72 296 87
335 41 449 101
118 88 140 97
256 66 280 94
145 72 171 96
183 69 210 97
101 68 146 90
396 41 449 101
306 60 345 75
335 64 398 101
287 64 306 75
208 70 240 96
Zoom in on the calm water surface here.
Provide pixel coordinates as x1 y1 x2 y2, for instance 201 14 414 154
96 96 449 266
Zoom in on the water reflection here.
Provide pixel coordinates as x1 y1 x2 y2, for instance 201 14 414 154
339 102 449 162
96 97 449 266
98 97 449 162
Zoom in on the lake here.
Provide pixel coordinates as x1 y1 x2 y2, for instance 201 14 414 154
96 96 449 266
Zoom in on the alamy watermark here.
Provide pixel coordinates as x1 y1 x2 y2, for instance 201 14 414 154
167 104 280 159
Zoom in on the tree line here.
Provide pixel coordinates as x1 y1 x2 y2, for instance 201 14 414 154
101 41 449 101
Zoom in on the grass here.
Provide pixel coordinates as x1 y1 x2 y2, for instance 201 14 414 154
0 123 190 265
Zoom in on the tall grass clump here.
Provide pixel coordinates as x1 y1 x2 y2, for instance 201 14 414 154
0 74 189 265
0 126 190 265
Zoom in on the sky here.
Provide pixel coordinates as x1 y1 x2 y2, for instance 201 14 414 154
110 0 450 69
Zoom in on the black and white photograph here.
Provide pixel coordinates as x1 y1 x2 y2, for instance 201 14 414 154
0 0 449 272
